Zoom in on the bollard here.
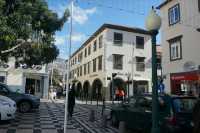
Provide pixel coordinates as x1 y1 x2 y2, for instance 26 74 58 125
119 121 126 133
89 109 95 122
101 115 107 128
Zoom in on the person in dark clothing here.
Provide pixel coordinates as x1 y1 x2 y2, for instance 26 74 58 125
30 85 35 95
68 88 76 117
193 99 200 133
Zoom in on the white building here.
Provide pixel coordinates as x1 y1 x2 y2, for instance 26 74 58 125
69 24 152 100
0 57 49 98
158 0 200 96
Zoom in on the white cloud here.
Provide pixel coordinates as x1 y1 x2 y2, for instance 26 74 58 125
49 2 97 25
71 33 87 42
54 32 86 46
72 5 97 25
55 36 66 45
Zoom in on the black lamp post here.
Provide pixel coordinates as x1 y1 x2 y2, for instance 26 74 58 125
145 7 162 133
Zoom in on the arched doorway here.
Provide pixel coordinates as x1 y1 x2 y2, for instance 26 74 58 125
83 81 90 100
92 79 103 100
110 78 126 100
76 82 82 99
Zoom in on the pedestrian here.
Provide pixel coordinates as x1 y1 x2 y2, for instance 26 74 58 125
119 89 125 101
30 85 35 95
49 89 55 102
53 89 57 100
115 88 120 101
68 87 76 117
193 99 200 133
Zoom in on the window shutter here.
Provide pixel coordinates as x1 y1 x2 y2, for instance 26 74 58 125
198 0 200 12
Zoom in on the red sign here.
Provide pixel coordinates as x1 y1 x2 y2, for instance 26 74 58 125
171 72 199 81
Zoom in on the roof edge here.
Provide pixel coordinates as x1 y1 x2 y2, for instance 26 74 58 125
70 23 151 58
157 0 173 9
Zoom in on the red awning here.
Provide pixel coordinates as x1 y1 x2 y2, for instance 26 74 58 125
171 72 199 81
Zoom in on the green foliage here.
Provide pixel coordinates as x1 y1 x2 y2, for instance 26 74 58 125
0 0 70 66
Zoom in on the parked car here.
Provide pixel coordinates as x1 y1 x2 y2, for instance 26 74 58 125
110 94 197 133
0 95 16 121
0 83 40 113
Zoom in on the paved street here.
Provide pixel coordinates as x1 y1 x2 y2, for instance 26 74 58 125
0 100 118 133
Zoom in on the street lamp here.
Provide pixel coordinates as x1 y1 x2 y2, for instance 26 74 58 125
127 73 131 98
145 7 161 133
112 73 117 104
64 0 73 133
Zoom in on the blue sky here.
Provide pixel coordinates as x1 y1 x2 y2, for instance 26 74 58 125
47 0 163 59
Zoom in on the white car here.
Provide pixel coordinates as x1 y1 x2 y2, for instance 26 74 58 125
0 95 16 121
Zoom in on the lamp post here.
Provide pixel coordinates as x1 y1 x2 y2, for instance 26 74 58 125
111 73 117 104
64 0 73 133
145 7 161 133
127 73 131 98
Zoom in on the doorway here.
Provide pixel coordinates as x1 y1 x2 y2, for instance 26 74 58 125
25 78 41 96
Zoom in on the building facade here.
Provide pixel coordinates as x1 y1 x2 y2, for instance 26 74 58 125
0 57 49 98
158 0 200 96
69 24 152 100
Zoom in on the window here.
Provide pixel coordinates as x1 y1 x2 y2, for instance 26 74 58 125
198 0 200 12
77 68 79 77
80 52 83 62
69 72 72 79
88 45 91 55
85 48 87 57
93 40 97 52
113 54 123 70
88 62 90 74
168 4 180 25
78 53 81 62
0 84 9 95
114 32 123 45
84 64 87 75
136 57 145 71
0 76 5 83
71 60 73 66
157 57 162 69
93 58 96 72
80 66 82 76
173 98 196 113
169 36 182 61
136 36 144 49
99 35 103 48
98 55 103 71
75 57 77 64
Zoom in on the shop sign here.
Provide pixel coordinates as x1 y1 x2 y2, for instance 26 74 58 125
171 72 199 81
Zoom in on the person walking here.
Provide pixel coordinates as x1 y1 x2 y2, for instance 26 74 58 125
68 87 76 117
193 99 200 133
49 89 55 102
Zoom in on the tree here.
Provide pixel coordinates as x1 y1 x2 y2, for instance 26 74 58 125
0 0 69 67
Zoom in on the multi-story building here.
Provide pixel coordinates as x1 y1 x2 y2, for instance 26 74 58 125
158 0 200 96
69 24 152 100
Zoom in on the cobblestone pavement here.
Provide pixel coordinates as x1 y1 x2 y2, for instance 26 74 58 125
0 100 118 133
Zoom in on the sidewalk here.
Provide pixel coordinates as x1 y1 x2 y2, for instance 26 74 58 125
41 98 122 105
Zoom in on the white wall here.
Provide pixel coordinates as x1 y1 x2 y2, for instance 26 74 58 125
105 28 152 93
160 0 200 92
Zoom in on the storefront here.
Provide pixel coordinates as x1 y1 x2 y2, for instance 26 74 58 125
170 70 200 96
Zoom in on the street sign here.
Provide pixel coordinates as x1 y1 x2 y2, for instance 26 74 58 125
158 83 165 93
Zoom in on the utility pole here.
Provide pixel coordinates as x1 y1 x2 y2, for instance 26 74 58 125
64 0 73 133
50 61 54 88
